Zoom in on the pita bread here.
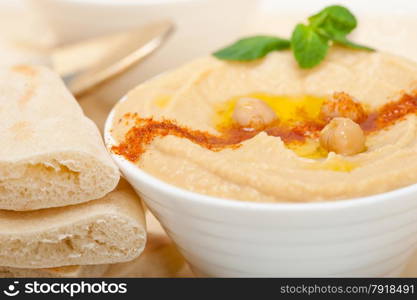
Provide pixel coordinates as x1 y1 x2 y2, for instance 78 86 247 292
0 180 146 268
105 232 191 278
0 38 49 68
0 64 119 210
0 264 108 278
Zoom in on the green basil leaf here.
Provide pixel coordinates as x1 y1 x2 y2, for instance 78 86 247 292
213 36 290 61
291 24 329 69
309 5 357 36
308 10 329 28
332 35 375 51
310 5 373 53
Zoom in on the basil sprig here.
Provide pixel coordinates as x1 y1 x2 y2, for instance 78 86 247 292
213 5 374 69
307 5 374 51
213 36 290 61
291 24 329 69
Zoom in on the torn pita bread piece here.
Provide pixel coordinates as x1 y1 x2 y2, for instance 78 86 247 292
0 264 108 278
0 64 119 211
0 180 146 269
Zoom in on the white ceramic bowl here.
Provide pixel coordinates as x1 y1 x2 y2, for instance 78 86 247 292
104 98 417 277
28 0 257 102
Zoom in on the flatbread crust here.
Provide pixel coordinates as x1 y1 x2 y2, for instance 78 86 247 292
0 64 120 210
0 180 146 268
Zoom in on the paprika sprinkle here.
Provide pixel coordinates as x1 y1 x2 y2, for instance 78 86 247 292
112 92 417 162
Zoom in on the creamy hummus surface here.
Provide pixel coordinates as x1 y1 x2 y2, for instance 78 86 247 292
111 47 417 203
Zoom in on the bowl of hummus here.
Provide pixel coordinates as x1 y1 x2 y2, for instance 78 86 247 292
105 4 417 276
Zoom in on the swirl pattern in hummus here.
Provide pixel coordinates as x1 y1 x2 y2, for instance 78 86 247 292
111 47 417 203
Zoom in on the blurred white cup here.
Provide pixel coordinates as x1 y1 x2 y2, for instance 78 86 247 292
28 0 259 102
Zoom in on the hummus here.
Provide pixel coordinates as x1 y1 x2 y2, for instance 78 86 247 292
111 47 417 203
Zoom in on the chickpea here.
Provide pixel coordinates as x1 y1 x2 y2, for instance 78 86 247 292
320 117 366 156
320 92 366 123
232 97 277 128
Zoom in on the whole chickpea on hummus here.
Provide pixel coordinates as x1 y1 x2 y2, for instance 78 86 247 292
110 47 417 203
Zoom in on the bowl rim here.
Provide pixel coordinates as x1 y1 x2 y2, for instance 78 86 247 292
104 96 417 212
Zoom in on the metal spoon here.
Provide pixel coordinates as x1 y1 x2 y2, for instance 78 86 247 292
51 20 174 97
